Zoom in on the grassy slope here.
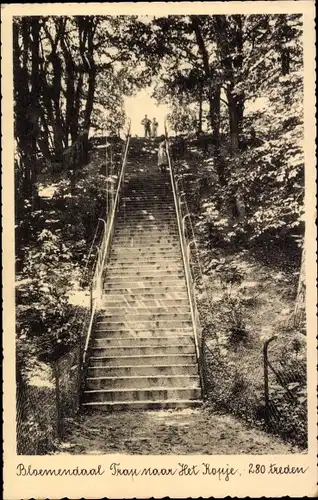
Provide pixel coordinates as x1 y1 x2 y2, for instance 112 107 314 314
172 143 307 448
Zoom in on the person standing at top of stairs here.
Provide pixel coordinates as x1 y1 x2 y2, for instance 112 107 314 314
141 115 152 138
152 118 159 138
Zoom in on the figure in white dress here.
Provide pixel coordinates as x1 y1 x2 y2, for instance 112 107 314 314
158 135 168 173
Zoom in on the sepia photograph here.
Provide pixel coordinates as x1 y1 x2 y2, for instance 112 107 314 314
3 1 317 497
11 11 311 459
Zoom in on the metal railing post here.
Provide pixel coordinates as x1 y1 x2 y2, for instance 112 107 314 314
105 131 109 216
110 145 114 210
182 212 192 238
187 239 195 266
89 282 93 313
263 336 277 426
98 218 107 231
179 192 186 207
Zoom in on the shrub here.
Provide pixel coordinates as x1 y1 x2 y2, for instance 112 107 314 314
16 229 81 363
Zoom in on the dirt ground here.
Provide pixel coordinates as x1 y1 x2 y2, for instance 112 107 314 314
57 407 301 455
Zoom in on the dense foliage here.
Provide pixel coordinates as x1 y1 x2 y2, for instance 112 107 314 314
147 14 305 326
14 15 149 367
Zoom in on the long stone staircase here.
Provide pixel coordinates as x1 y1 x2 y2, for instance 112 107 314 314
82 139 202 410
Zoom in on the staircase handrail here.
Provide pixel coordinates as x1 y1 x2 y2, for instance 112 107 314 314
82 119 131 366
164 121 205 393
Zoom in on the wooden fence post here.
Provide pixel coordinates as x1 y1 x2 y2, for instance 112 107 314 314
53 360 63 436
263 336 276 426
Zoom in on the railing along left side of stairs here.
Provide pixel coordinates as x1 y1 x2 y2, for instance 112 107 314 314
82 119 131 372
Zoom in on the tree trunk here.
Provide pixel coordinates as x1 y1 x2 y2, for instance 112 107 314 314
293 246 306 329
15 19 33 202
70 73 84 143
210 85 226 186
223 16 246 219
198 83 203 134
191 16 226 186
42 18 66 158
30 17 41 210
78 17 97 166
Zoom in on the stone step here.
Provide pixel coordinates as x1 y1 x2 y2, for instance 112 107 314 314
89 353 197 367
119 198 174 205
95 319 192 330
111 241 180 249
111 247 181 254
100 306 190 315
121 202 174 206
116 217 177 224
111 242 181 250
105 274 185 282
120 188 173 193
101 297 189 306
86 375 200 390
93 336 194 347
99 312 191 321
100 303 190 312
123 180 171 185
117 211 175 219
115 223 177 230
120 200 174 206
121 189 173 195
96 318 192 327
82 399 201 412
105 277 185 286
117 209 175 215
83 386 201 403
110 254 181 262
122 184 172 190
118 208 175 214
93 328 194 337
121 197 173 202
87 364 199 378
113 232 178 238
116 214 175 221
102 290 189 298
107 258 182 266
105 270 184 278
108 263 183 272
122 188 172 193
107 257 183 267
113 235 180 243
105 270 185 283
104 284 186 292
116 215 176 221
90 345 195 357
118 216 176 223
115 227 178 234
114 229 179 236
119 210 175 216
121 189 172 195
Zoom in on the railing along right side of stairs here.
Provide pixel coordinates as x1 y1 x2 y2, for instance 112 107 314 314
164 120 205 397
82 119 131 370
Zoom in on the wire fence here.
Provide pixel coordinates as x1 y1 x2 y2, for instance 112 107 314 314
16 340 83 455
263 336 307 444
